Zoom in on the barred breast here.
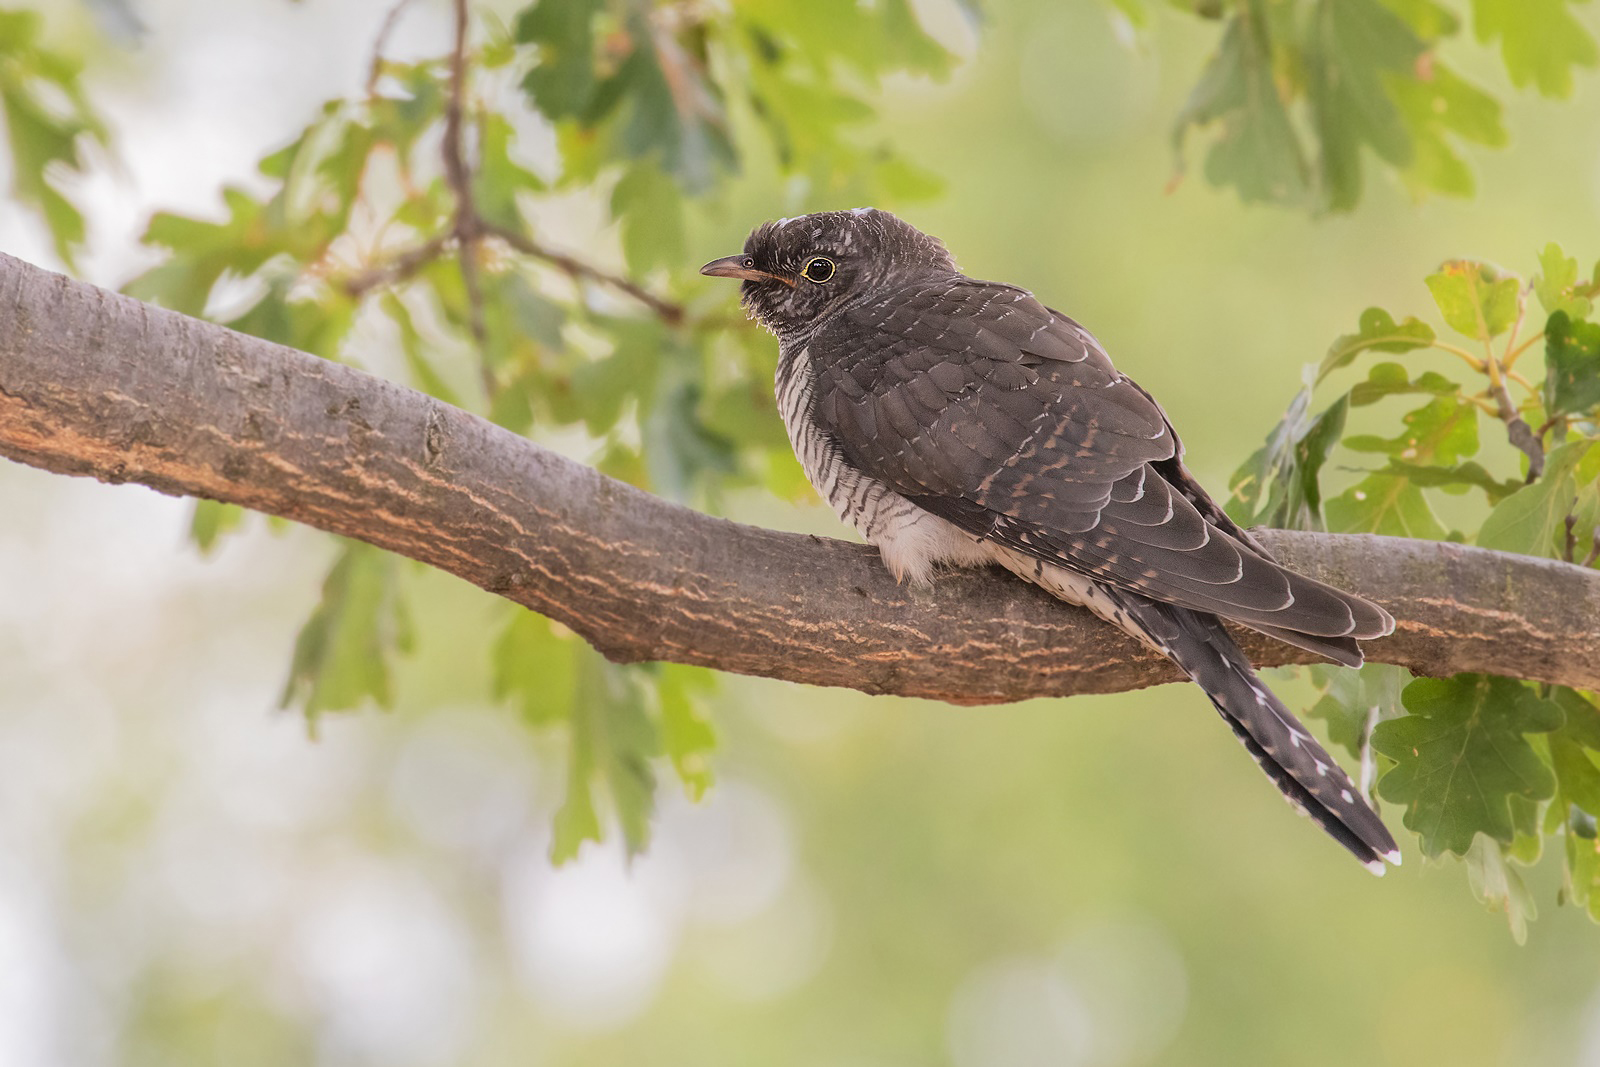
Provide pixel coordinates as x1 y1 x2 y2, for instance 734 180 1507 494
774 344 991 585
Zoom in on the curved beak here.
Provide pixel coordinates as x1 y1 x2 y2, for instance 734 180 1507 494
700 255 794 286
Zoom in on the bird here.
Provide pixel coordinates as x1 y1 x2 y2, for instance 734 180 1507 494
701 208 1401 874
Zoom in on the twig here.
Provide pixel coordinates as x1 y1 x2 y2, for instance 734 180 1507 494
341 233 451 297
1482 339 1546 482
1567 514 1579 564
441 0 492 398
484 221 686 324
365 0 417 97
344 0 687 332
1585 530 1600 569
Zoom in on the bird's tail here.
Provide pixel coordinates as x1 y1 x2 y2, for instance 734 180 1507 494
1109 589 1401 874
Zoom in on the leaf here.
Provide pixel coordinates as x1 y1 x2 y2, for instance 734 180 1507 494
1325 473 1448 540
1380 459 1521 503
1477 440 1594 557
1347 362 1458 406
514 0 605 120
1305 661 1410 762
611 162 686 276
1464 834 1537 944
1543 310 1600 419
1471 0 1599 98
1226 387 1348 530
551 654 660 862
1373 675 1563 857
280 542 414 717
0 11 108 268
1320 311 1437 382
657 665 716 800
492 611 579 727
1303 0 1423 211
1533 243 1594 320
1170 7 1309 207
1551 732 1600 817
1425 260 1521 340
190 499 246 555
1343 394 1481 464
1387 59 1507 199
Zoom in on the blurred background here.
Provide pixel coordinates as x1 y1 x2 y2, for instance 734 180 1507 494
4 0 1600 1064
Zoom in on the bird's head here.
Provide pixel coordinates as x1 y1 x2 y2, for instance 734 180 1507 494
700 208 957 340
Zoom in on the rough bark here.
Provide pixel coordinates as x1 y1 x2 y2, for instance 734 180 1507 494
3 251 1598 704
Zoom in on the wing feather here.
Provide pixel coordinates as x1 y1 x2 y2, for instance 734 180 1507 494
809 277 1394 642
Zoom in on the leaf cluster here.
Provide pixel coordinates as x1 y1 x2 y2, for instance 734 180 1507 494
90 0 956 862
1155 0 1596 212
1233 245 1600 936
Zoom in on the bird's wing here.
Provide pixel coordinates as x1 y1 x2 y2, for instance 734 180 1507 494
810 278 1392 641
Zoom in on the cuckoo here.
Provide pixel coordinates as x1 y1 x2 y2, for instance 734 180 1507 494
701 208 1400 873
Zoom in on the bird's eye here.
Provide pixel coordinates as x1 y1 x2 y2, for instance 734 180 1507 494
802 256 836 283
742 257 755 268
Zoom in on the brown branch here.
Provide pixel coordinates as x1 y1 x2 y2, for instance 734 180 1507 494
484 222 686 325
341 233 451 298
5 251 1600 702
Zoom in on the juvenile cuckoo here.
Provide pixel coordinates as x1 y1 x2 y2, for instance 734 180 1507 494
702 208 1400 873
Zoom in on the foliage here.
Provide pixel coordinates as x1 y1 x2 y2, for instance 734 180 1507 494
91 0 952 864
1158 0 1596 212
0 8 107 267
3 0 1600 930
1230 243 1600 937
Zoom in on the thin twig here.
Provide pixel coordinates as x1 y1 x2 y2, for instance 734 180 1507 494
485 221 686 324
345 0 687 332
1482 339 1546 482
441 0 493 395
1566 514 1579 564
1585 530 1600 569
365 0 417 97
341 233 451 297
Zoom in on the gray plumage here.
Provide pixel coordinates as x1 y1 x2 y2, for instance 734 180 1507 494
702 208 1400 873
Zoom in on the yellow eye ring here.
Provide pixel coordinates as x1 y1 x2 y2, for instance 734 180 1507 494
802 257 836 283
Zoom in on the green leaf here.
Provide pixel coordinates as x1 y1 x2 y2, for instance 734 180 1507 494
190 499 246 555
1170 7 1309 207
1342 394 1480 464
473 111 545 230
514 0 605 119
1478 440 1594 557
281 543 414 717
0 11 108 267
1305 661 1410 762
1321 312 1439 383
1226 386 1350 530
1472 0 1599 98
1374 675 1563 857
1464 834 1537 944
1303 0 1423 211
658 664 716 800
1551 732 1600 816
1543 310 1600 419
1380 459 1521 503
1346 361 1458 406
492 611 579 726
551 654 660 862
1325 472 1448 539
611 162 686 276
1533 243 1594 320
1387 59 1507 199
1425 260 1521 340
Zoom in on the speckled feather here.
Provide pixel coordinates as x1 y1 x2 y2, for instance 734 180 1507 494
704 209 1400 871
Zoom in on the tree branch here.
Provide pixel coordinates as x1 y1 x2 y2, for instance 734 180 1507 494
4 251 1600 703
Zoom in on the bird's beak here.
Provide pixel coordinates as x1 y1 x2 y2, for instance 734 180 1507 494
699 255 794 286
